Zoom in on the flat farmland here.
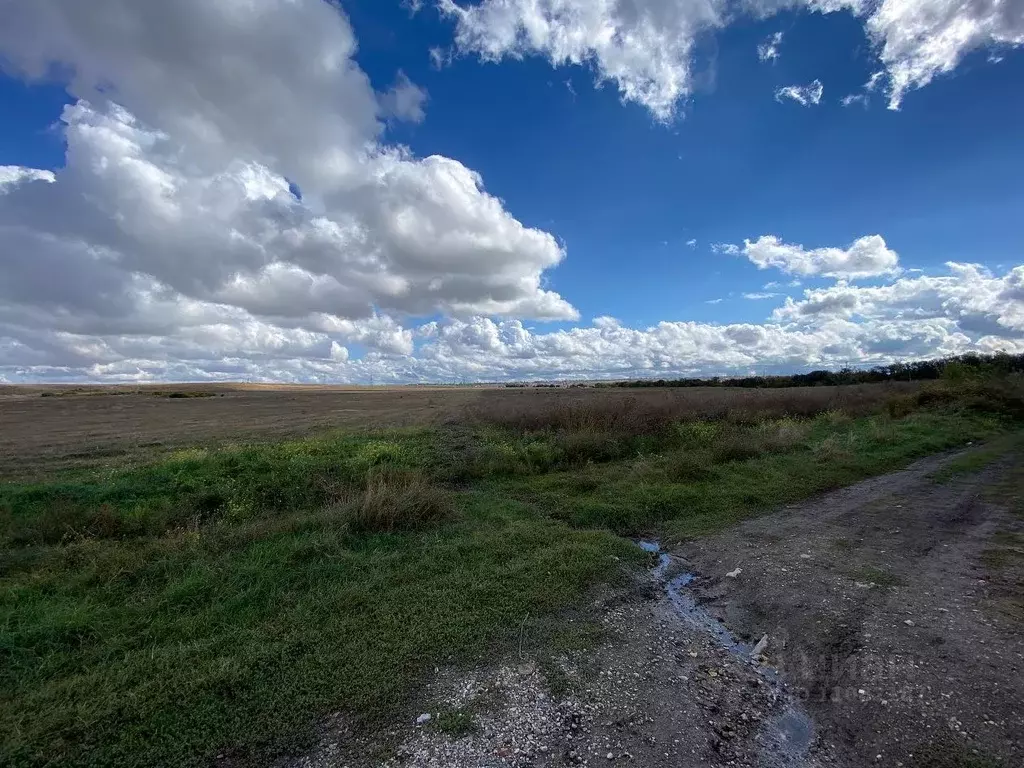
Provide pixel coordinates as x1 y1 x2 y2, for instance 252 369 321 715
0 384 479 478
0 381 919 478
4 374 1024 768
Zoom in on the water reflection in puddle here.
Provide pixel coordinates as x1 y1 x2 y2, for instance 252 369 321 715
637 539 815 767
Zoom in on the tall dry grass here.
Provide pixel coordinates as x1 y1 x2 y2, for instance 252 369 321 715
468 382 921 437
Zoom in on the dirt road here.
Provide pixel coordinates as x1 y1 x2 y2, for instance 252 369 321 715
292 445 1023 767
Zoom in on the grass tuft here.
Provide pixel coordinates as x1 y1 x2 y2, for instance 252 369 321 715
432 707 477 737
342 467 453 533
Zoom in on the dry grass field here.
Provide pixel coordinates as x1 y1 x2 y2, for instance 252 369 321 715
0 381 922 479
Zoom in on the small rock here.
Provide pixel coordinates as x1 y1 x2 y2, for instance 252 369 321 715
607 752 615 760
800 553 812 560
416 713 432 725
904 619 915 627
726 567 743 578
751 634 769 658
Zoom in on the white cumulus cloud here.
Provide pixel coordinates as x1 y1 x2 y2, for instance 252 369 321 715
438 0 1022 117
0 0 579 383
438 0 728 121
863 0 1024 109
740 234 901 279
0 1 1021 385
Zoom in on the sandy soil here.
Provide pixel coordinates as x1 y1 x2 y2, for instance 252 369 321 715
287 445 1024 768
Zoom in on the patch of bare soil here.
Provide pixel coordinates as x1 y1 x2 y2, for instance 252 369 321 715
281 447 1024 768
679 449 1024 767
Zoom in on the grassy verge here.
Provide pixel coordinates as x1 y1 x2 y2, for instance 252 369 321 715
929 433 1024 483
1 379 1022 766
491 409 1004 540
1 494 639 766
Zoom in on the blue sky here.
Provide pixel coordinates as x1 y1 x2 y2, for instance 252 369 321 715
0 0 1023 382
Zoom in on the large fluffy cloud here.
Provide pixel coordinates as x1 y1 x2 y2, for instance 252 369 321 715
438 0 1024 116
774 263 1024 337
737 234 901 279
866 0 1024 109
5 261 1024 384
0 0 576 381
407 263 1024 381
0 0 1022 385
437 0 728 121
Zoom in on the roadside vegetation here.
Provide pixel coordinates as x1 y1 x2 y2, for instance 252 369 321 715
2 369 1023 766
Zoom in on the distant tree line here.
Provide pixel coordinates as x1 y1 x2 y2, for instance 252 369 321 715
595 352 1024 389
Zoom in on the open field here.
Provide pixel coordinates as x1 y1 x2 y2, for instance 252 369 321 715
2 377 1022 767
0 381 920 479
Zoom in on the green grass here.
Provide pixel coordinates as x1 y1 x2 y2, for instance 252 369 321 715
1 497 639 766
930 434 1024 483
490 410 1003 541
1 386 1020 767
431 707 478 737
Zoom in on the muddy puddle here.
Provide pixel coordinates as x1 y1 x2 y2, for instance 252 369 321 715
638 540 815 767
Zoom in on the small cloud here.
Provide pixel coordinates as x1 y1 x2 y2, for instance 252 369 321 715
763 281 781 289
712 242 741 255
705 298 724 305
686 238 697 248
593 315 621 329
565 79 577 99
742 234 900 279
841 93 869 108
757 32 784 63
864 71 884 92
775 79 824 107
401 0 423 13
429 46 452 70
380 70 428 123
330 341 349 362
743 292 781 300
788 279 802 287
